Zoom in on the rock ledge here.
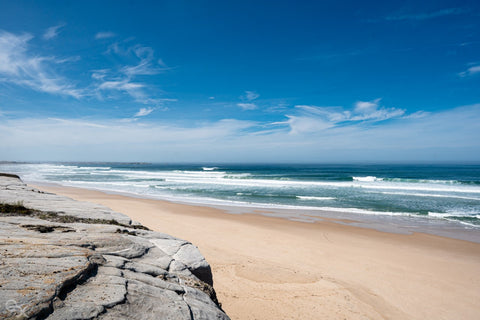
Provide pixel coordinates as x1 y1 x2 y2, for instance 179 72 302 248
0 175 229 320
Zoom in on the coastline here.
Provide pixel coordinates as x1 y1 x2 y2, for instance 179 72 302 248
31 183 480 320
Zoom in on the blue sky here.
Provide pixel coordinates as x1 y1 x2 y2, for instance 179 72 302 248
0 0 479 162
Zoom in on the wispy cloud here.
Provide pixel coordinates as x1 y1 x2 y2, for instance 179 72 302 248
98 80 144 91
134 107 154 117
0 30 82 98
283 99 405 134
458 64 480 77
1 105 479 162
91 69 109 80
0 28 171 104
237 103 258 110
95 31 116 39
351 99 405 121
0 117 257 160
121 46 165 76
385 8 467 21
43 24 65 40
283 115 334 134
354 99 380 113
237 90 260 110
94 42 169 104
244 91 259 101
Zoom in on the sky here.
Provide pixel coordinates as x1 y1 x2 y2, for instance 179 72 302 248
0 0 479 163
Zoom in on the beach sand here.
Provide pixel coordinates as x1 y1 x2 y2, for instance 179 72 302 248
32 184 480 320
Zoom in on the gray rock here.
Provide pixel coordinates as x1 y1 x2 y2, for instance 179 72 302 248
152 238 213 285
99 279 192 320
0 176 132 225
123 260 168 277
0 175 229 320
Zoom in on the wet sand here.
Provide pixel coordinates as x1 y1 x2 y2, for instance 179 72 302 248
33 184 480 320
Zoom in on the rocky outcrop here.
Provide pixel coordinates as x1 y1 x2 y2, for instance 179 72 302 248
0 175 229 320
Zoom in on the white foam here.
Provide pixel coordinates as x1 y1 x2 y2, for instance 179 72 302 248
385 178 462 185
24 172 480 195
353 176 382 182
428 212 451 218
455 221 479 228
76 166 111 170
297 196 335 201
429 211 479 219
120 173 480 194
13 163 480 195
315 206 413 216
356 183 480 194
428 212 479 228
4 163 479 230
376 191 480 201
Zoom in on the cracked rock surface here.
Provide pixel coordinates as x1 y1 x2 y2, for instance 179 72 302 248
0 175 229 320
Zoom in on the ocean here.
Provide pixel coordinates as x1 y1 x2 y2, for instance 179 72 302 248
1 162 480 235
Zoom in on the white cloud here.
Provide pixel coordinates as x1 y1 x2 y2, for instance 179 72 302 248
97 79 147 102
245 91 259 101
237 103 258 110
98 80 144 91
134 107 154 117
0 105 479 162
404 111 430 119
121 46 164 77
94 43 168 104
288 99 405 134
95 31 116 39
91 69 109 80
354 98 381 113
352 108 405 121
43 24 64 40
0 117 257 161
284 115 334 134
0 30 82 98
0 31 33 75
0 29 170 108
295 105 347 119
237 91 260 110
350 99 405 121
56 56 81 63
458 65 480 77
0 29 168 104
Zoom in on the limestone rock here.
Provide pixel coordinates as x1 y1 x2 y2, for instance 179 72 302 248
0 175 229 320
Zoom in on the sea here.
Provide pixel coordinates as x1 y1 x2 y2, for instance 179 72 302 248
1 162 480 241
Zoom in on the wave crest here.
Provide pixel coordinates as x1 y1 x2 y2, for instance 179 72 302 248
352 176 382 182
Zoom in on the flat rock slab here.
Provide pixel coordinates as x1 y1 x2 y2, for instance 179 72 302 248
0 176 132 225
0 175 229 320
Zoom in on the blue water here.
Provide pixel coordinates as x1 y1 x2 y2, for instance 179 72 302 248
1 162 480 228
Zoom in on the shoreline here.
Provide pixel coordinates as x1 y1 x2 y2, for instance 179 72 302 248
29 180 480 244
30 183 480 320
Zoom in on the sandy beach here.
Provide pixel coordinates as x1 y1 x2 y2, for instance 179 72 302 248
33 184 480 320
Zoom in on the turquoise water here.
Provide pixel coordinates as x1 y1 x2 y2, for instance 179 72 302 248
1 162 480 228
